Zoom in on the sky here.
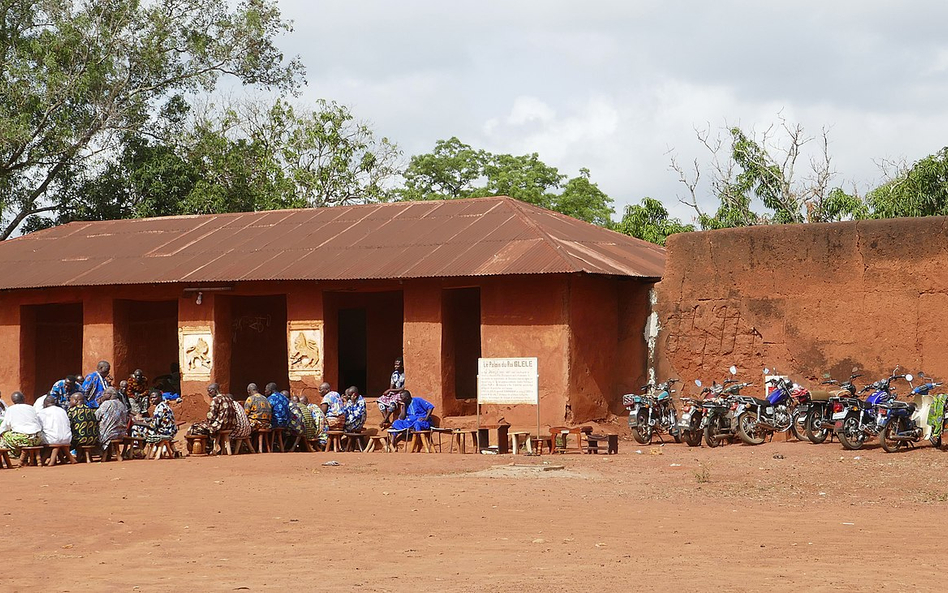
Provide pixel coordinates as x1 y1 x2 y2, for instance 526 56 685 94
270 0 948 221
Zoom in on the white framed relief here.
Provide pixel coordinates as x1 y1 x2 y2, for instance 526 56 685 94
179 326 213 380
288 320 323 381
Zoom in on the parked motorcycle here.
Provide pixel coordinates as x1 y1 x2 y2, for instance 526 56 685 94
703 366 752 448
833 367 909 450
877 372 940 452
624 379 681 445
734 369 809 445
678 380 716 447
804 369 861 444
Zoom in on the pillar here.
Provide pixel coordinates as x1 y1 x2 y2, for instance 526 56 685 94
82 293 116 376
402 280 445 414
0 296 23 400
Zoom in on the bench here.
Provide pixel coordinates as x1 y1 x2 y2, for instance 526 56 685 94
48 444 77 466
585 433 619 455
0 447 13 469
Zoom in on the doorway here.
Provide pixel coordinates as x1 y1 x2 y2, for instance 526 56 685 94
442 287 481 401
20 303 83 400
327 290 403 396
228 295 288 393
114 300 178 385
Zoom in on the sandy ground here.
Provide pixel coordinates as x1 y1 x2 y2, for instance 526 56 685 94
2 436 946 593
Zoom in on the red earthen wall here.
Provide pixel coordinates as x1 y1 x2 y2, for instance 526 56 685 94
654 217 948 391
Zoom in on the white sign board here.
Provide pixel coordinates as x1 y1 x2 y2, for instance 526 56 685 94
477 357 539 405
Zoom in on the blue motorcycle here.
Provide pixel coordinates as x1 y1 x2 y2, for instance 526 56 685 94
834 367 908 450
877 372 941 453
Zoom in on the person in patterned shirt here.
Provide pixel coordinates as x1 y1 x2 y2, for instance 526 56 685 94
343 386 367 432
377 357 406 427
230 395 252 440
286 393 306 450
294 395 319 442
49 375 82 410
303 395 328 447
265 383 290 430
139 390 177 444
318 382 345 431
126 369 150 416
67 393 99 451
188 383 236 453
243 383 272 432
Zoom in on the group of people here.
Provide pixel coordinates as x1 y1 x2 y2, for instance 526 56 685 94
0 355 437 462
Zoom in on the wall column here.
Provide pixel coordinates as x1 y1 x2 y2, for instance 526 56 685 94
0 296 23 400
82 293 116 376
178 291 222 399
287 284 324 399
402 280 445 414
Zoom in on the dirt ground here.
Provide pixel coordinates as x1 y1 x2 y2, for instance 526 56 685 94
2 435 946 593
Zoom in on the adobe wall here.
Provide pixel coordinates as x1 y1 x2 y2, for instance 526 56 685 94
653 216 948 390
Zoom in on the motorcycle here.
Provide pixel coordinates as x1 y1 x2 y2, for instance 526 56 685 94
877 372 939 452
734 369 809 445
624 379 681 445
804 369 861 444
678 380 716 447
703 366 753 448
833 367 909 450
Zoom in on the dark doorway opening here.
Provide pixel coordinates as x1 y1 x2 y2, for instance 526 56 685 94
228 295 288 393
20 303 83 400
442 287 481 402
327 291 403 396
114 300 178 386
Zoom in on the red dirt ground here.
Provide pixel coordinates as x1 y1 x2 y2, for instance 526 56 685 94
2 436 945 592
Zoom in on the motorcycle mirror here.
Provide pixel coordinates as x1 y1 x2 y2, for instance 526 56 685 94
763 368 770 375
905 374 914 382
822 372 831 378
852 366 860 374
729 365 737 375
694 379 702 387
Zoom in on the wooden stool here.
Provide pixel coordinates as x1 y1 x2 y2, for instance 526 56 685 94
122 436 148 459
103 440 124 462
214 430 233 455
306 438 324 452
529 435 553 455
363 435 390 452
252 429 271 453
585 433 618 455
0 448 13 469
343 432 366 452
151 440 176 460
326 431 345 452
510 431 534 455
387 428 410 452
185 434 209 456
270 428 285 452
409 430 433 453
20 446 43 467
77 445 99 463
449 429 477 454
430 427 453 452
48 444 76 466
232 436 254 454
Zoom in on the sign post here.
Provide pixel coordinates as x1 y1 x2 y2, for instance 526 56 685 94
476 357 539 452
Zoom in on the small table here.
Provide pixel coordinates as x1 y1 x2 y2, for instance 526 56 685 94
477 425 510 454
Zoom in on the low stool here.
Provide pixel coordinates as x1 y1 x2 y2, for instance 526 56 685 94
343 432 366 452
48 444 76 466
285 432 304 452
363 434 390 453
387 428 410 452
326 430 345 453
0 448 13 469
585 433 619 455
510 431 534 455
269 428 286 452
151 439 176 460
77 445 99 463
122 436 148 459
449 429 478 454
185 434 209 456
305 438 323 452
410 430 433 453
232 435 254 454
530 435 553 455
20 446 44 467
214 430 233 455
430 427 453 452
252 429 271 453
103 440 124 462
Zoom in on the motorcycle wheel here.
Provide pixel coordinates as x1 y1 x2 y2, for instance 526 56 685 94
704 414 726 448
789 409 807 441
631 410 652 444
804 409 829 444
736 412 766 445
683 416 703 447
880 418 907 453
837 415 866 450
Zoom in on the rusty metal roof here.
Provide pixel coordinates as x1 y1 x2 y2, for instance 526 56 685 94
0 197 665 289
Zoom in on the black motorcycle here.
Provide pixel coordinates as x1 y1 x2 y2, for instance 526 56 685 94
804 369 860 444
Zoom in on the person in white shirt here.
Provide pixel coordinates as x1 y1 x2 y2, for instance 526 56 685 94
38 396 72 446
33 393 49 413
0 392 44 457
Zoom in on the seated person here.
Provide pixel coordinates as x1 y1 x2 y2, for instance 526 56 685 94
295 395 319 442
318 382 345 431
81 360 113 409
343 386 367 432
188 383 235 451
50 375 82 410
126 369 150 416
94 388 129 450
0 392 43 457
230 395 252 441
265 383 290 430
153 363 181 396
390 390 434 445
304 395 328 446
38 395 72 447
136 390 177 444
67 393 99 450
244 383 272 432
377 357 405 427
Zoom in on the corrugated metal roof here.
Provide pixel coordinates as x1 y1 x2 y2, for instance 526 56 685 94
0 197 666 289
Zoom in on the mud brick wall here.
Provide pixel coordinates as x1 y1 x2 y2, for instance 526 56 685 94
653 216 948 391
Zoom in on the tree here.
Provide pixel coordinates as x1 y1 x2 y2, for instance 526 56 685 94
614 197 694 246
867 147 948 218
399 138 614 225
0 0 303 239
672 118 867 229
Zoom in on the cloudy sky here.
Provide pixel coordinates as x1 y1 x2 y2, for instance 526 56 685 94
273 0 948 221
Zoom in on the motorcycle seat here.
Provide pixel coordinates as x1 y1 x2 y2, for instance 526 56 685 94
810 390 831 401
887 401 916 413
750 397 771 408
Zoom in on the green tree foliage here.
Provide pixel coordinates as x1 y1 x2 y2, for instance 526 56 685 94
399 137 613 225
614 198 694 245
0 0 303 239
867 148 948 218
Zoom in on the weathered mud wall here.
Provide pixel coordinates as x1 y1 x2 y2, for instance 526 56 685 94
654 217 948 391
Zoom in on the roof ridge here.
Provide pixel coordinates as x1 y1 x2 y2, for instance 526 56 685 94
501 197 582 273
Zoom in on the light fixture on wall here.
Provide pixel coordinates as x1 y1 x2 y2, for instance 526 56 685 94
195 291 203 305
